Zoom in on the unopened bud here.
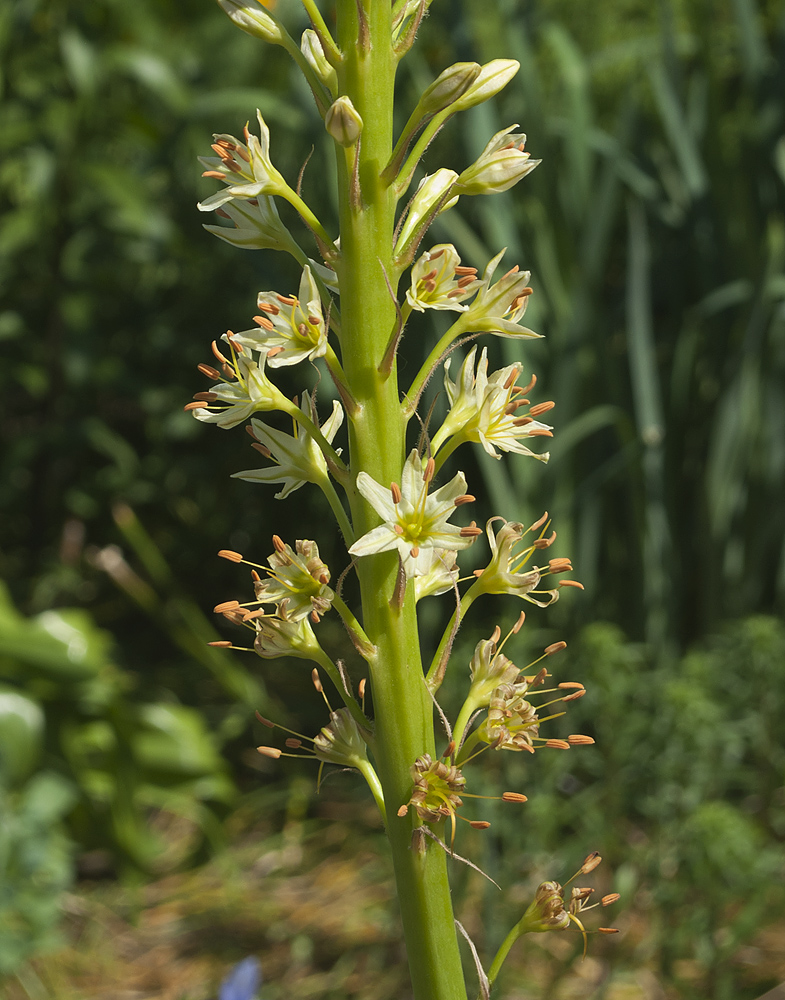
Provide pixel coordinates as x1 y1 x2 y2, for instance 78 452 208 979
301 29 337 94
450 59 520 113
217 0 284 44
325 97 363 147
420 62 482 116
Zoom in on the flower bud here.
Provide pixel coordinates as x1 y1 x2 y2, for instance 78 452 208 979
394 168 459 253
450 59 520 113
455 125 540 196
216 0 284 44
419 62 482 116
313 708 369 768
301 29 337 95
521 881 571 932
325 96 363 147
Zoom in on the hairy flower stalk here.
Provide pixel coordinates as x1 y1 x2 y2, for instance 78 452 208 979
191 3 605 998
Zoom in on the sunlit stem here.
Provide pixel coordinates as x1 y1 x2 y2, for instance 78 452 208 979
319 475 355 544
357 758 387 822
280 188 336 253
402 316 470 420
331 592 375 659
426 578 483 691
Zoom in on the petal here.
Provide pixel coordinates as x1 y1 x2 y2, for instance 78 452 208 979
355 472 397 520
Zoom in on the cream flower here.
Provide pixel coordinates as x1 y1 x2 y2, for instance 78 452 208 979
394 169 460 254
414 549 460 603
234 396 343 498
459 249 542 339
406 245 481 313
230 265 327 366
349 450 478 579
201 196 297 253
431 346 552 461
454 125 540 196
197 110 288 213
188 348 289 429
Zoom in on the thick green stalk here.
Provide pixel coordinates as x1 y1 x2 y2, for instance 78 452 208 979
333 3 467 998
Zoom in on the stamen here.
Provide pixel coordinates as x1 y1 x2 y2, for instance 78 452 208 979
601 894 621 906
598 927 620 935
562 689 586 702
423 456 436 483
454 494 475 506
192 391 218 401
460 524 483 538
211 340 230 364
453 265 476 276
558 682 584 690
545 739 570 750
544 641 567 655
258 302 280 315
528 511 549 532
513 417 533 426
254 315 275 330
208 640 232 648
218 549 244 563
580 852 602 874
548 559 572 573
198 363 221 380
527 428 553 437
255 712 276 728
512 611 526 633
390 482 402 504
201 170 225 179
213 600 241 613
285 738 302 749
272 535 286 553
469 820 491 829
184 401 209 411
502 791 528 803
521 373 537 394
559 580 585 590
311 668 323 693
529 400 555 417
256 746 282 759
276 293 297 305
457 274 476 287
567 734 595 745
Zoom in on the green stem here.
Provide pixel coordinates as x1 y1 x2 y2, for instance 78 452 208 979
313 647 368 730
334 3 467 998
300 0 342 65
402 316 469 419
281 188 336 253
487 920 524 987
426 580 482 691
320 476 355 545
357 758 387 822
331 592 375 659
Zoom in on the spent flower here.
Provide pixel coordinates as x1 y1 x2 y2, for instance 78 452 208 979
251 537 334 623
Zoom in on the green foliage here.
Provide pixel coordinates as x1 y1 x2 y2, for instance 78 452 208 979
0 582 236 975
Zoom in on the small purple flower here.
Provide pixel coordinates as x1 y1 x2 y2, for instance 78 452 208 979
219 957 262 1000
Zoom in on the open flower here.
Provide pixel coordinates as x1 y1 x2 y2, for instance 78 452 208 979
229 265 327 366
197 110 289 213
454 125 540 196
234 396 343 498
186 345 289 429
202 196 298 253
414 549 459 603
406 245 481 313
431 346 553 461
348 450 479 579
459 249 542 339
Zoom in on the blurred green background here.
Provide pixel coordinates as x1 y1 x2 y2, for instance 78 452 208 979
1 0 784 997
